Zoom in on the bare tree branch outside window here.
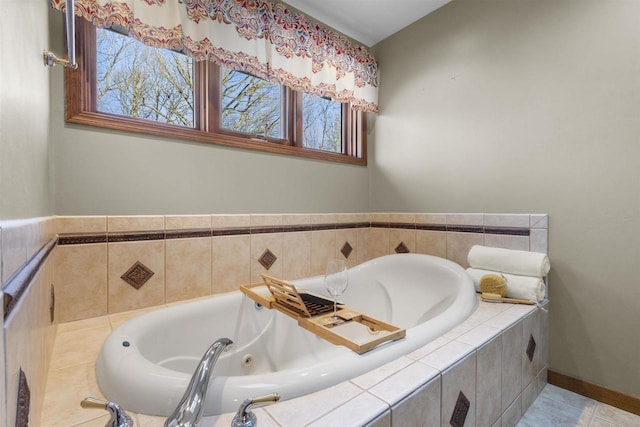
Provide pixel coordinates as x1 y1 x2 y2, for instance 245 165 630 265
95 28 343 153
97 28 194 127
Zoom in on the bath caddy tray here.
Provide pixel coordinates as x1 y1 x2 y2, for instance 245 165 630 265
240 274 406 354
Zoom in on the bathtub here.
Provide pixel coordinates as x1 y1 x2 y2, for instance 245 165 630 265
96 253 477 416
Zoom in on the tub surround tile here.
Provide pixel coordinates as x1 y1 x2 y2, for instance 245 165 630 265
370 213 391 224
108 305 167 330
522 311 541 390
502 395 522 427
308 392 388 427
388 229 416 254
211 214 251 229
198 409 279 427
485 305 535 331
357 228 372 264
521 379 538 416
164 215 211 230
365 410 392 427
121 261 155 290
446 232 484 268
336 228 359 268
351 356 414 390
251 233 284 282
416 230 447 258
310 229 336 276
484 234 530 251
529 214 549 229
415 213 447 225
212 235 251 293
283 231 312 280
0 220 28 284
390 376 441 427
420 340 475 372
476 336 503 427
165 237 212 303
369 227 390 260
484 214 530 228
447 214 483 226
54 243 108 323
57 315 110 334
50 325 111 371
56 216 107 234
107 241 165 313
4 259 57 427
407 335 453 361
107 216 164 232
441 353 477 427
502 321 524 412
388 213 416 224
42 363 106 427
529 229 548 254
313 213 341 224
457 324 502 349
265 381 362 426
368 361 439 406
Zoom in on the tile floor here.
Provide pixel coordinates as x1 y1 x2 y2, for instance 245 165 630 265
517 384 640 427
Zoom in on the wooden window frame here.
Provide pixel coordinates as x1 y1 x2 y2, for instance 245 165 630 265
65 20 366 165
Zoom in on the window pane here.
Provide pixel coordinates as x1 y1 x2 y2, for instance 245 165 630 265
220 69 283 139
302 94 342 153
96 28 194 127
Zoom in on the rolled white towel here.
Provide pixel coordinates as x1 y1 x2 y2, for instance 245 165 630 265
467 267 546 302
467 245 550 278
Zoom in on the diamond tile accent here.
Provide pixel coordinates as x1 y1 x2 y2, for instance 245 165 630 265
17 369 30 427
526 334 537 362
341 241 353 259
258 248 278 270
450 391 470 427
395 241 410 254
121 261 155 290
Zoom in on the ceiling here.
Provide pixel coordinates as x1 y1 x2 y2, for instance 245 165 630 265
284 0 452 47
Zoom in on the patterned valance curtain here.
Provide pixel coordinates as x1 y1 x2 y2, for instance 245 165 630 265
50 0 379 113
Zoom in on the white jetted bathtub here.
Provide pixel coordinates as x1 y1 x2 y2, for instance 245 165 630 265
96 253 477 416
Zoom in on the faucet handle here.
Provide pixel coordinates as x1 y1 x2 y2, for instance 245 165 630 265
231 393 280 427
81 397 134 427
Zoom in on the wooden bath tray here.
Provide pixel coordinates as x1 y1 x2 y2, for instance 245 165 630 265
240 274 406 354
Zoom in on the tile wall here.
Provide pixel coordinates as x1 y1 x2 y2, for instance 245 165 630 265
0 212 548 427
0 217 58 427
53 213 548 323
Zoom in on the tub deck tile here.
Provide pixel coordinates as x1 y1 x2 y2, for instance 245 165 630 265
308 392 389 427
368 361 439 406
419 340 475 372
351 356 413 390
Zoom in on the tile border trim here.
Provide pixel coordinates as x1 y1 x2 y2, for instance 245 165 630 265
57 221 531 245
2 237 57 320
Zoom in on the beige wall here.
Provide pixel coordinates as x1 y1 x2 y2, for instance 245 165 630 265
48 15 369 215
371 0 640 397
0 0 52 219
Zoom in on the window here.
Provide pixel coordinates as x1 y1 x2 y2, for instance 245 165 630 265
66 21 366 164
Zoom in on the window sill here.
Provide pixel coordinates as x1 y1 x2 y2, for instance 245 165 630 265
66 111 367 166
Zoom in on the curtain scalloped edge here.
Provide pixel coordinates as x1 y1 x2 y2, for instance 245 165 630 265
50 0 379 113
